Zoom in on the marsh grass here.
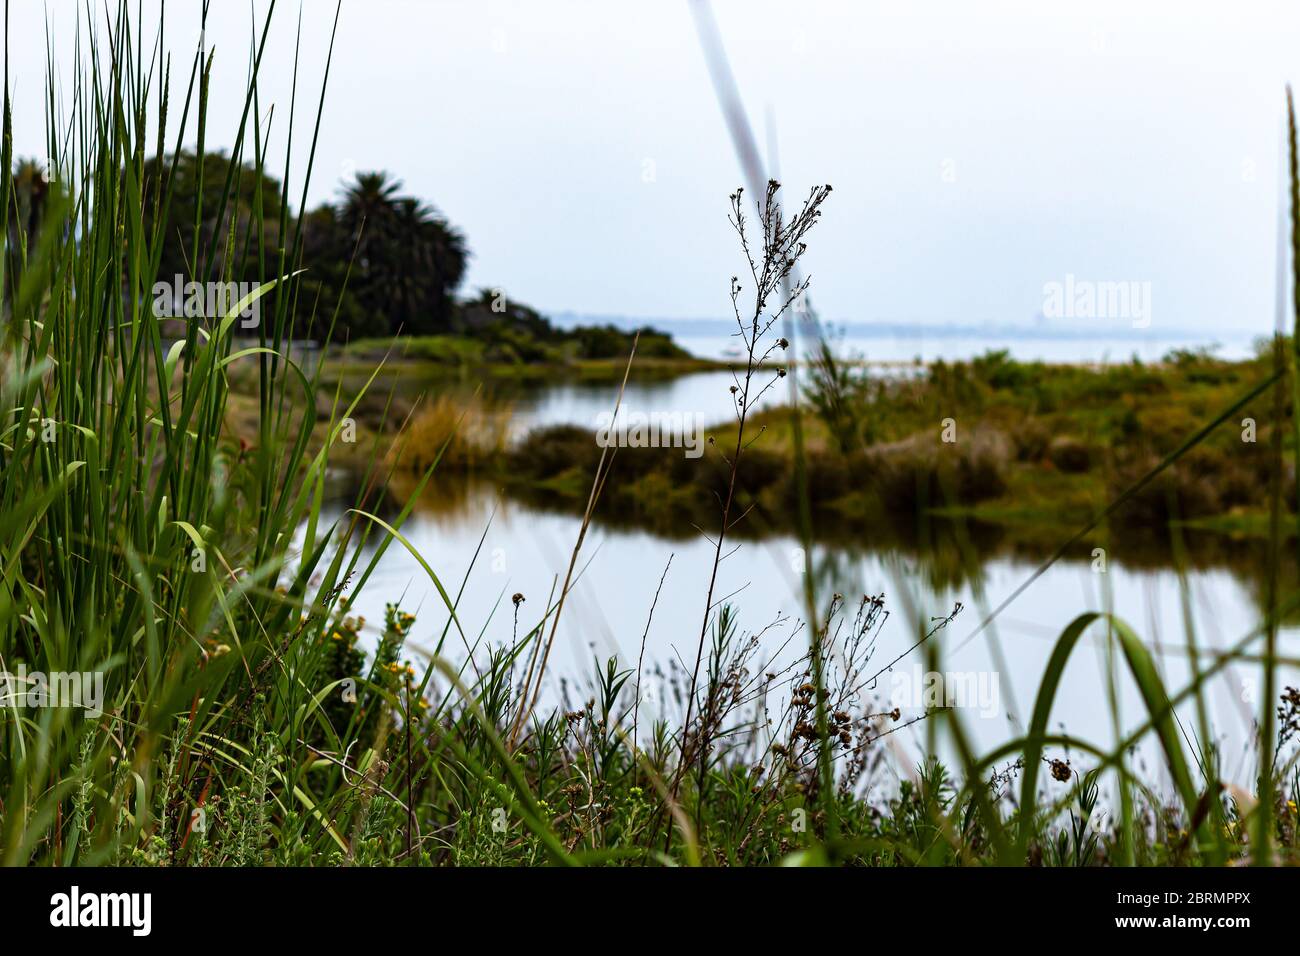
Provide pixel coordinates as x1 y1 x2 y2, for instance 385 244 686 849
2 1 1300 868
389 391 512 472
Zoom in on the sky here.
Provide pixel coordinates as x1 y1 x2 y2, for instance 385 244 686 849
5 0 1300 338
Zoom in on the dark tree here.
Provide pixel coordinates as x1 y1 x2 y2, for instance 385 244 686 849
334 171 468 337
140 150 286 284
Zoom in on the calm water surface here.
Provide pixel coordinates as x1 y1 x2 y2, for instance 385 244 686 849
311 340 1294 789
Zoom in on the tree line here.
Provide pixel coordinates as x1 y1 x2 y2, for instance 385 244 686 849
7 152 681 358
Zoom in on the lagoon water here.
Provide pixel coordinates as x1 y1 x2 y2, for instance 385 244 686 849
321 479 1294 792
312 333 1296 792
508 327 1263 435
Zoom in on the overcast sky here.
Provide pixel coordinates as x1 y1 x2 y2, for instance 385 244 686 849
6 1 1300 337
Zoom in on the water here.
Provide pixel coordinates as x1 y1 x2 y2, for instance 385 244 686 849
317 479 1294 790
508 369 787 436
311 335 1294 788
617 325 1259 364
497 328 1260 436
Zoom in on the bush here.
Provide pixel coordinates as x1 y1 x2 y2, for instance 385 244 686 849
1048 437 1092 473
863 428 1010 513
1014 420 1052 462
391 393 511 471
507 425 600 480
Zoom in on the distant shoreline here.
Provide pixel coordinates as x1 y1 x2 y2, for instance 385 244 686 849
547 310 1260 345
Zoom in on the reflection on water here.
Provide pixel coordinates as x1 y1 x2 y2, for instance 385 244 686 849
394 369 790 439
342 328 1261 449
316 354 1295 790
314 471 1298 788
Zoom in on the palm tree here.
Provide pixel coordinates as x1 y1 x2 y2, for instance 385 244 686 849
337 171 403 267
335 171 467 335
